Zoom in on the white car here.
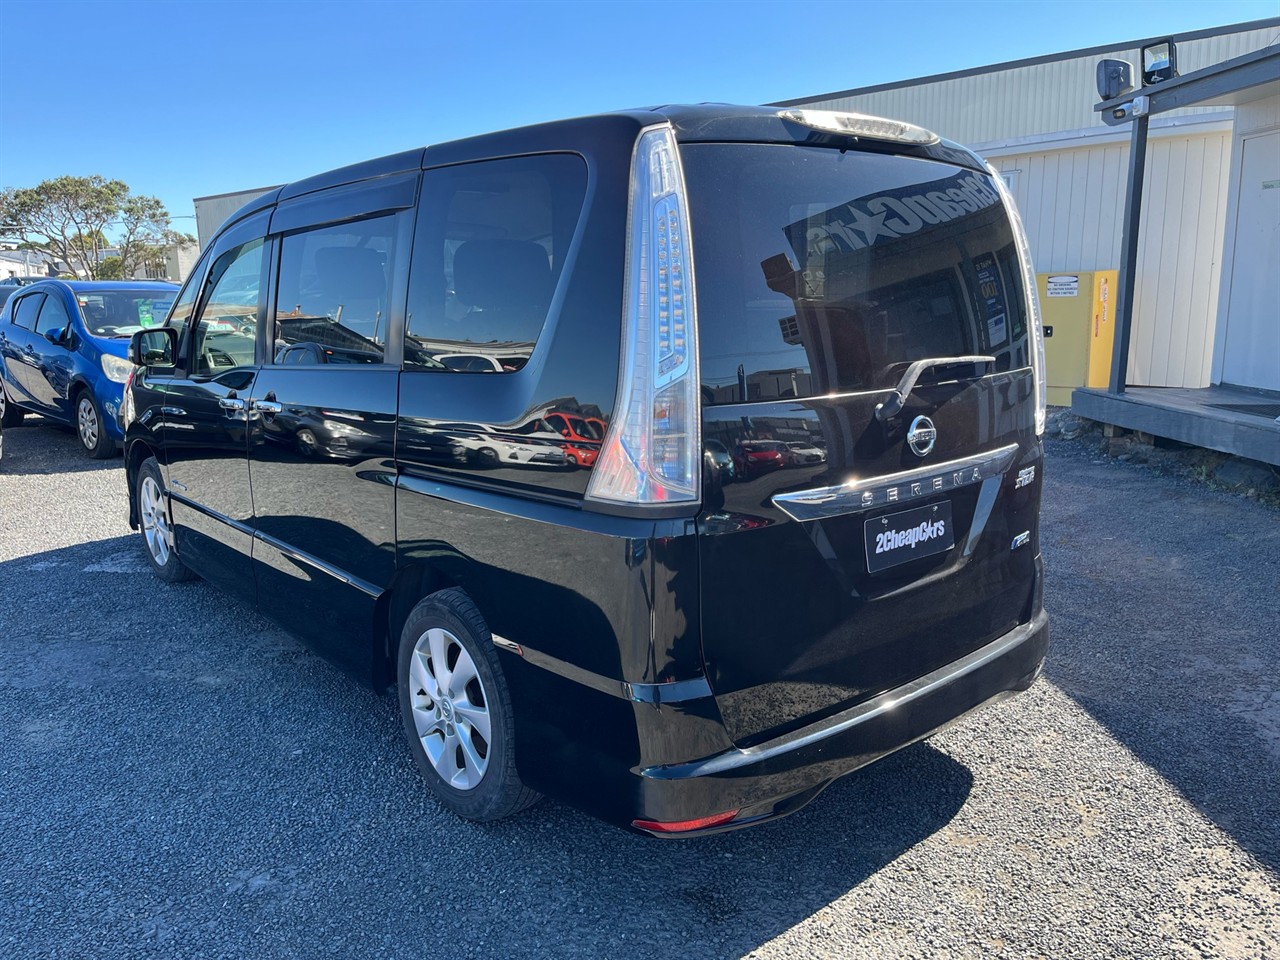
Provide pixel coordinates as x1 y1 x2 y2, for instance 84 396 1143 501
437 421 568 467
784 440 827 466
433 353 506 373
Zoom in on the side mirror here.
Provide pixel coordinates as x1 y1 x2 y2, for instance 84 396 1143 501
129 327 177 367
43 326 66 345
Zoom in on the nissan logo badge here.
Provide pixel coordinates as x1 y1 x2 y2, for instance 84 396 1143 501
907 416 937 457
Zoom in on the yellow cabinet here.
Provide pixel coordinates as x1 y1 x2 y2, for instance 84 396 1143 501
1036 270 1118 405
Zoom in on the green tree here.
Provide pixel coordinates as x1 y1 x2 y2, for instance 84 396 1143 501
116 194 194 279
0 175 189 280
96 256 125 280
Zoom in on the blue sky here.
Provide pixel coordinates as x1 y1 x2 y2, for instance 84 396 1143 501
1 0 1276 234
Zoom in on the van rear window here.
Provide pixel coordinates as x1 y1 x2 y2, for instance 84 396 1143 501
682 144 1029 404
404 153 587 373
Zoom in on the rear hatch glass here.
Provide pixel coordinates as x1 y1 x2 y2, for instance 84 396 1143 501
688 144 1029 403
684 143 1040 746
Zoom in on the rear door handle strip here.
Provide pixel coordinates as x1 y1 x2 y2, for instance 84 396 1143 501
252 400 282 414
772 443 1019 522
217 397 245 411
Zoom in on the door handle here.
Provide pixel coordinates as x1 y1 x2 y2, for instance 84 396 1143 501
218 397 246 411
253 400 283 414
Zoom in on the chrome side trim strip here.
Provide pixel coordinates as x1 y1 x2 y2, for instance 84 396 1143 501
167 491 255 537
771 443 1020 522
643 610 1048 780
490 633 523 654
493 637 713 704
624 676 715 705
251 529 382 598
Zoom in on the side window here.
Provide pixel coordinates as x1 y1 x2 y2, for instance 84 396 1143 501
404 153 588 372
34 293 72 335
11 293 44 330
273 216 397 365
190 238 265 376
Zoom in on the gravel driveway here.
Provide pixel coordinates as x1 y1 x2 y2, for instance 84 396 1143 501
1 416 1277 959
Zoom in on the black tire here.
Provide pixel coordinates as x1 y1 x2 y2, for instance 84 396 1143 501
475 446 499 468
0 383 23 428
136 457 195 582
397 588 538 821
75 388 116 459
295 429 318 457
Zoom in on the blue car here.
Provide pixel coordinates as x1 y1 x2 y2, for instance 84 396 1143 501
0 280 179 457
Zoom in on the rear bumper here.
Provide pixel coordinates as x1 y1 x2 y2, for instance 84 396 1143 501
633 607 1049 836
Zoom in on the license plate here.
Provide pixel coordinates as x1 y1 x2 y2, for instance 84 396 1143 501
865 501 955 573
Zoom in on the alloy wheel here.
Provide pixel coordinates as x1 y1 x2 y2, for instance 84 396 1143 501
408 627 491 790
139 475 172 566
77 395 99 450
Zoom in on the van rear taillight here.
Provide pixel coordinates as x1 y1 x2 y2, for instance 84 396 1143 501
587 125 701 508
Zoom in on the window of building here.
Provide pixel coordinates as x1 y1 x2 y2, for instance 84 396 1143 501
404 153 588 372
996 168 1020 193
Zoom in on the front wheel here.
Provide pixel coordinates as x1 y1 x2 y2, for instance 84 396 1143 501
136 457 194 582
76 390 116 459
397 588 538 821
295 428 318 457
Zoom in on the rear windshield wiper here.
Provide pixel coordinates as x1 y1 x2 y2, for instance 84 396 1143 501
875 355 995 422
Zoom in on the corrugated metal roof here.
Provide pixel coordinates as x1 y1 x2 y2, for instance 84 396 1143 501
774 20 1280 146
772 17 1280 106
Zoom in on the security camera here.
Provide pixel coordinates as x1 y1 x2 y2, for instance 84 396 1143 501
1111 95 1151 121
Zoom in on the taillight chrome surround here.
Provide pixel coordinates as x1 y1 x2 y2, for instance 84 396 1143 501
587 124 702 507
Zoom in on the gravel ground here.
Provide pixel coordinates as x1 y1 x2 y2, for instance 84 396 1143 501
1 415 1277 960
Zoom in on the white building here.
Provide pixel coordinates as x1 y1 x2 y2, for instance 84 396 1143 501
777 17 1280 463
135 241 200 283
193 186 279 250
0 248 54 279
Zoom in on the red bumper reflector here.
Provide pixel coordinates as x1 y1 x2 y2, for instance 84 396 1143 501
632 809 740 833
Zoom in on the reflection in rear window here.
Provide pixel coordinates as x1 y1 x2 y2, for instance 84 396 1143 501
682 144 1029 404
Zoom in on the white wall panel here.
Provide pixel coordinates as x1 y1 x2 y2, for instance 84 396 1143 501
992 131 1232 388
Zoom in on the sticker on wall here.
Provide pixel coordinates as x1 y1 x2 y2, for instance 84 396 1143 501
1046 275 1080 297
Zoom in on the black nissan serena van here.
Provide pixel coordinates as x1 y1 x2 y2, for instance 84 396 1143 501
121 105 1049 836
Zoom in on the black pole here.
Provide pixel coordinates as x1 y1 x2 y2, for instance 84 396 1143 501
1109 114 1150 394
